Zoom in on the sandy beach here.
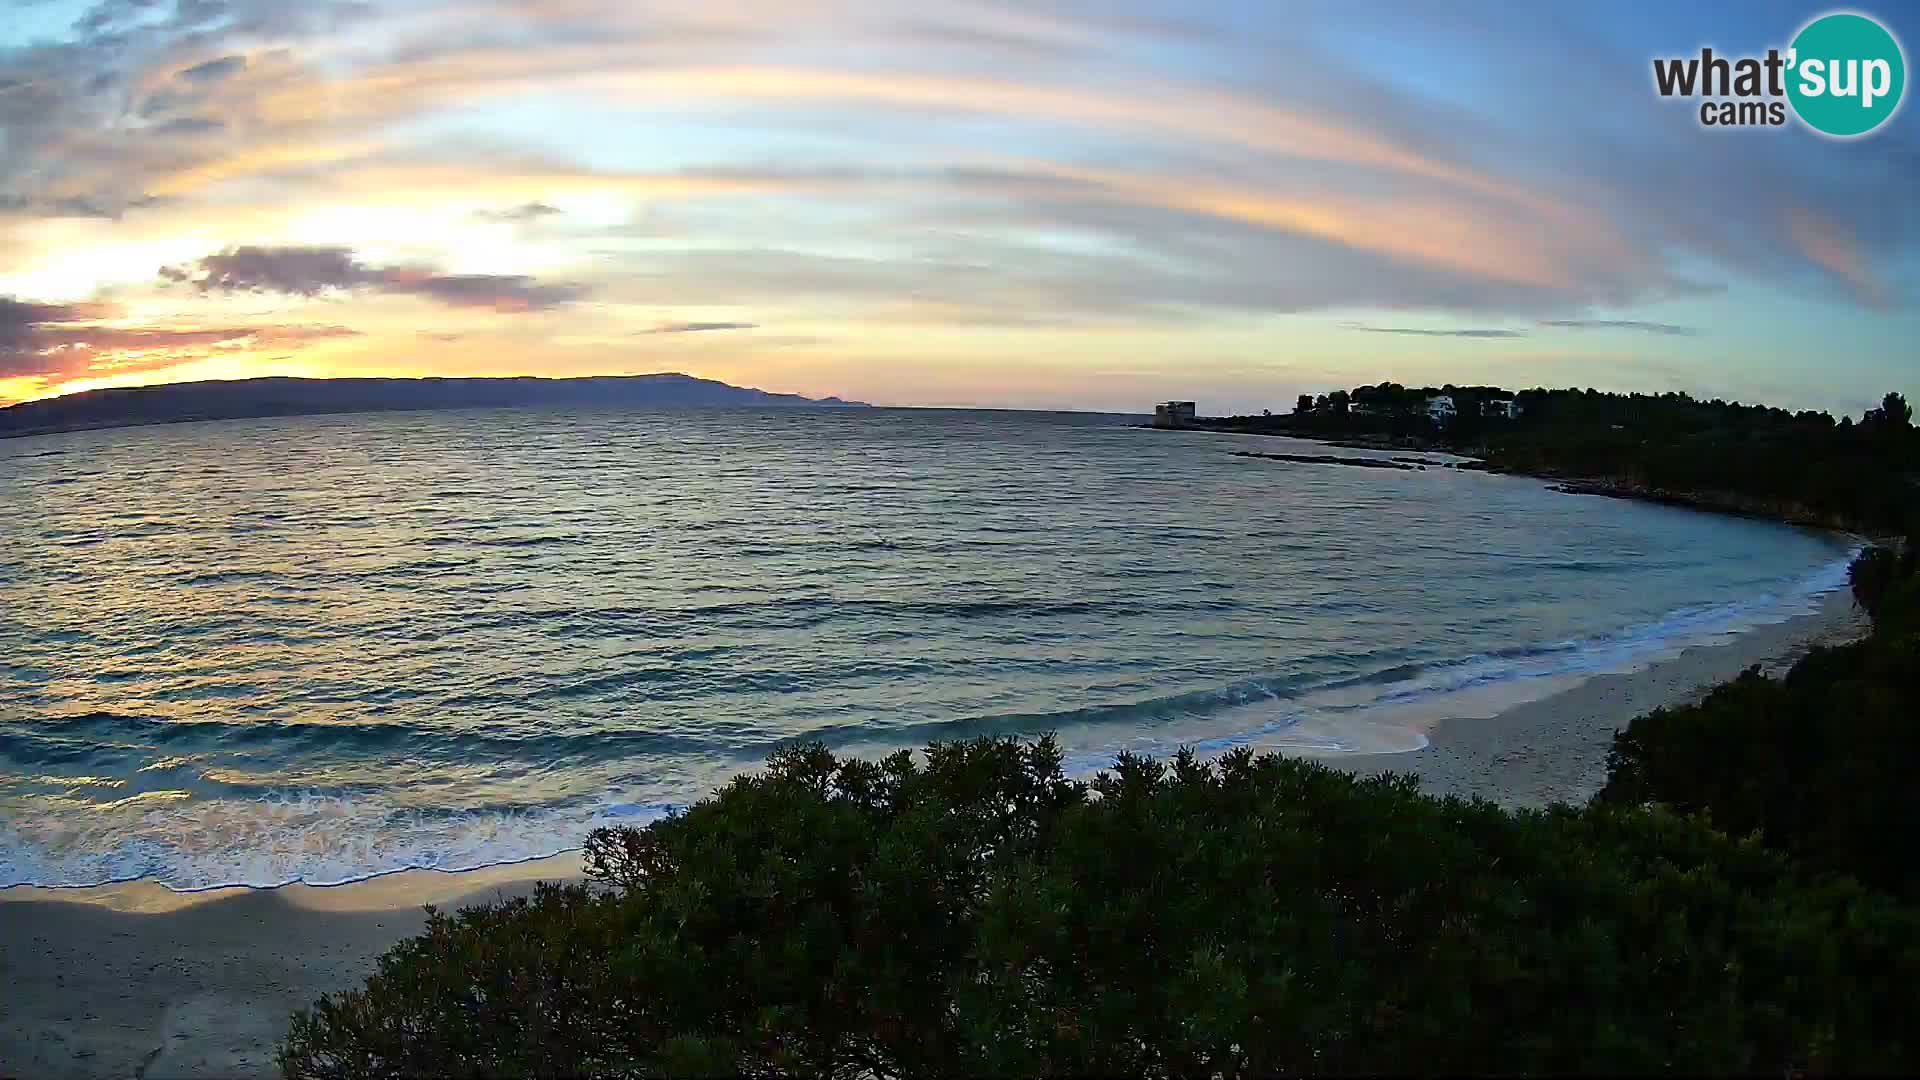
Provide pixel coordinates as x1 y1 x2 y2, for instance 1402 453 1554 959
0 856 583 1080
1333 589 1868 807
0 591 1867 1079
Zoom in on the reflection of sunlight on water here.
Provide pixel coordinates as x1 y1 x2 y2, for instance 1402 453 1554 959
0 410 1861 889
21 774 125 789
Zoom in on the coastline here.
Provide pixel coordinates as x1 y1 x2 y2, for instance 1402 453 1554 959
1330 588 1867 807
1172 420 1896 539
0 438 1872 1080
0 592 1870 1078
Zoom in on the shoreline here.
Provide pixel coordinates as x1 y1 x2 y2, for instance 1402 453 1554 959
1173 421 1897 539
1329 588 1866 807
0 591 1871 1078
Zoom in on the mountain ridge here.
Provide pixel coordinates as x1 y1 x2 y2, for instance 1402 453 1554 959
0 374 869 439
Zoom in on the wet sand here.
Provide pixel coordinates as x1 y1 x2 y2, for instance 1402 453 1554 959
0 591 1868 1078
1331 589 1867 807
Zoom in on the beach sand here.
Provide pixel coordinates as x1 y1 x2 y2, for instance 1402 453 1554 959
0 591 1867 1079
1331 589 1868 807
0 855 583 1080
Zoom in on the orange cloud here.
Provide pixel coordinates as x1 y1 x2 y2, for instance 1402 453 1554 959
1787 208 1885 307
144 140 385 200
241 55 1574 220
1023 166 1623 292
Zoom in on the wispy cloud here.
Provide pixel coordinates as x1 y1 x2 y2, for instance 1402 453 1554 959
176 56 247 85
1786 208 1888 308
1 0 1913 413
1346 324 1526 338
148 115 225 136
637 321 758 334
474 202 562 223
1538 319 1698 336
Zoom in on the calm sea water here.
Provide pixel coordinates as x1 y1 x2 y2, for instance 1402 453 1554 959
0 407 1853 890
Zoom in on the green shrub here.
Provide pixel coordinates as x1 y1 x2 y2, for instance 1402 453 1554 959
282 738 1920 1078
1604 545 1920 900
1850 542 1920 632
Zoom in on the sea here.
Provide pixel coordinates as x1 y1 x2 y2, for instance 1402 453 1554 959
0 407 1857 891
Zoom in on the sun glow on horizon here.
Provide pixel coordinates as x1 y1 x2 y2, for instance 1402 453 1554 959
2 0 1915 417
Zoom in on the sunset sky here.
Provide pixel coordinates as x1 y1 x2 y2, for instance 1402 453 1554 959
1 0 1915 415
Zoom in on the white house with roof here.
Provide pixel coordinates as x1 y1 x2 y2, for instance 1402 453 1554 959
1481 397 1522 419
1425 394 1457 423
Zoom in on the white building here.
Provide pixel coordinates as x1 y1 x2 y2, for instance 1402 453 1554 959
1481 398 1522 419
1153 401 1197 429
1425 394 1457 423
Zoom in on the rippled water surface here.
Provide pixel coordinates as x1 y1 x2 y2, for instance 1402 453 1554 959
0 407 1853 888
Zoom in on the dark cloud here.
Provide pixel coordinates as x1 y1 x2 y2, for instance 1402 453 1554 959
177 55 247 84
1345 324 1526 338
1 297 95 350
638 321 759 335
174 245 363 294
1 292 355 378
1538 319 1699 336
375 270 587 311
161 245 588 311
474 202 562 223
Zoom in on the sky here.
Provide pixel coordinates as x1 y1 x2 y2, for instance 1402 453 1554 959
1 0 1915 416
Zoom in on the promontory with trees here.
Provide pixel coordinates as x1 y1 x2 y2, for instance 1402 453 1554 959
281 384 1919 1078
1211 383 1919 536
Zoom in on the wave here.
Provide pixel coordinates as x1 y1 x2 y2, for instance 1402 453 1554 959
0 712 729 760
0 797 681 894
807 549 1858 753
0 550 1858 893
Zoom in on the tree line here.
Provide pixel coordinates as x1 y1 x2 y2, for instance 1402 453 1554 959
1217 385 1918 534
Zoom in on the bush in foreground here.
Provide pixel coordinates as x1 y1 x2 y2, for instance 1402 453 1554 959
1599 636 1920 901
1602 543 1920 900
281 738 1920 1078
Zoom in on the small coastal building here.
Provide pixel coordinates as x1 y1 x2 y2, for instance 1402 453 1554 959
1349 400 1380 416
1425 394 1457 423
1153 401 1198 429
1481 397 1522 419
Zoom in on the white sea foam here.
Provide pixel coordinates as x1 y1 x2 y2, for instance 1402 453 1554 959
1051 548 1859 768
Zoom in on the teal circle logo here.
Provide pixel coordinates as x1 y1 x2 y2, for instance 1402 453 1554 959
1787 12 1906 137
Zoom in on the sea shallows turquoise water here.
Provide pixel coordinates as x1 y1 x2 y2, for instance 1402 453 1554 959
0 408 1853 890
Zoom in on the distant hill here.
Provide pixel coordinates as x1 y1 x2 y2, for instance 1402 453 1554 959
0 374 869 439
